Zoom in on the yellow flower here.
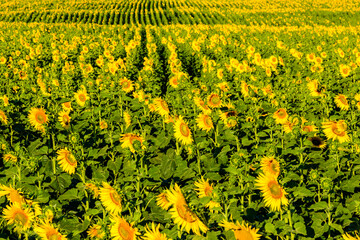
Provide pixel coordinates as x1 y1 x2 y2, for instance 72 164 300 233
157 192 172 210
322 120 350 143
124 111 131 128
0 110 7 125
308 136 326 149
85 183 99 198
167 183 208 235
0 184 24 204
260 157 280 178
219 220 261 240
57 148 77 175
343 233 360 240
3 203 34 231
340 64 351 78
174 116 193 145
3 153 17 163
110 216 139 240
58 111 71 129
334 94 350 111
194 97 211 114
153 98 170 116
169 76 179 88
273 108 288 124
194 177 220 212
99 182 122 215
28 108 48 133
255 173 288 212
120 77 134 93
119 133 145 153
34 222 67 240
99 120 108 130
74 88 89 107
87 224 105 239
143 222 169 240
207 93 222 108
62 101 72 112
196 113 213 132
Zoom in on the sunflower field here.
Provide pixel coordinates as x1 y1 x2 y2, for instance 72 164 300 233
1 0 360 240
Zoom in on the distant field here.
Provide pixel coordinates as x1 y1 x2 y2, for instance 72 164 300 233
0 0 359 25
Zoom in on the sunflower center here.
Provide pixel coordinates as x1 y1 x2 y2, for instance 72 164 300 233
210 95 220 105
118 224 131 240
14 212 28 226
63 102 71 109
65 152 77 165
47 232 60 240
311 138 322 146
270 162 278 174
204 116 212 128
78 94 86 102
179 123 190 137
204 185 213 196
171 77 178 85
277 110 286 118
122 81 130 89
234 229 254 240
110 192 121 206
343 68 349 75
36 113 46 124
268 181 283 199
63 115 70 125
331 124 345 136
176 203 197 223
338 96 348 105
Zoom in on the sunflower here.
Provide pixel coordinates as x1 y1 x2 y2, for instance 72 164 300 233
340 64 351 78
119 133 145 153
57 148 77 175
85 183 100 198
99 120 108 130
322 120 350 143
308 136 326 149
62 102 72 112
3 153 17 163
334 94 350 111
167 183 208 235
283 117 298 134
58 111 71 129
74 89 89 107
169 76 179 88
219 220 261 240
273 108 288 124
3 203 34 231
196 113 213 132
28 107 48 133
34 222 67 240
207 93 222 108
156 192 172 210
302 125 318 133
194 177 220 212
87 224 105 239
99 182 122 215
260 157 280 178
343 233 360 240
194 97 211 114
174 116 193 145
307 80 323 97
153 98 170 116
143 222 169 240
0 110 7 125
110 215 139 240
0 185 24 204
241 81 250 97
124 111 131 128
120 77 134 93
255 173 288 212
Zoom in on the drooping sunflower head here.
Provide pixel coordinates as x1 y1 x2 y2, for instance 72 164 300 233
260 157 280 178
34 222 67 240
273 108 288 124
334 94 350 111
153 98 170 116
28 107 48 133
110 215 139 240
196 113 213 132
99 182 122 215
143 222 169 240
308 136 326 149
3 203 34 231
156 192 172 210
58 111 71 129
87 224 105 239
56 148 77 175
255 173 288 212
74 89 89 107
174 116 193 145
167 183 208 236
194 177 214 198
207 93 222 108
119 133 145 153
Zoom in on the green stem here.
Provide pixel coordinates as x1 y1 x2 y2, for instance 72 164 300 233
288 209 295 240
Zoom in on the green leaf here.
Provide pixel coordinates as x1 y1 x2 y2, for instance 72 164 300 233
265 222 277 234
58 188 79 201
310 201 328 211
292 187 314 198
294 222 307 235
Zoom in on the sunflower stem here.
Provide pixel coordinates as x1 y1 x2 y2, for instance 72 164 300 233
287 209 295 240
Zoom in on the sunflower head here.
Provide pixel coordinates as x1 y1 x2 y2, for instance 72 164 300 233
110 216 140 240
260 157 280 178
273 108 288 124
74 89 89 107
3 203 34 231
28 107 48 133
207 93 222 108
196 113 213 132
56 148 77 175
99 182 122 215
308 136 326 149
174 116 193 145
